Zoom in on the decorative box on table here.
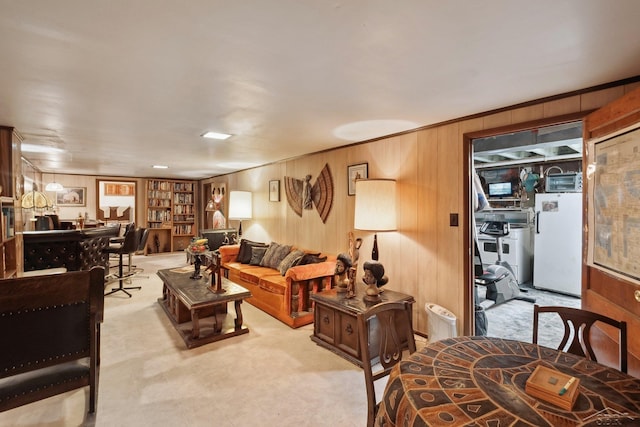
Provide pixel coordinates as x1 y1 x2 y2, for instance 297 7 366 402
525 365 580 411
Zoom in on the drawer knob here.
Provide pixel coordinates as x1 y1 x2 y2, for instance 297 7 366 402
635 290 640 303
322 315 330 324
345 323 353 335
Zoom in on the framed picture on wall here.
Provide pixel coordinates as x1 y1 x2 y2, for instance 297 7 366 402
269 180 280 202
347 163 368 196
56 187 86 206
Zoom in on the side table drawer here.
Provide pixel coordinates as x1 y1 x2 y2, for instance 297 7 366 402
315 304 335 344
336 311 359 358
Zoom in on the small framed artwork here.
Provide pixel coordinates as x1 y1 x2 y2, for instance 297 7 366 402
56 187 86 206
269 180 280 202
347 163 368 196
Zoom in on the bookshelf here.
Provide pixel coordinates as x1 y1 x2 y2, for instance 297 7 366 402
145 179 196 254
1 198 17 278
0 126 21 279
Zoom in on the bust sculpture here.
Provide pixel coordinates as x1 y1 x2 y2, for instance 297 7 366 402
362 260 388 302
334 253 352 293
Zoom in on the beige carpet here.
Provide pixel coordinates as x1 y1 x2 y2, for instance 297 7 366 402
0 253 380 427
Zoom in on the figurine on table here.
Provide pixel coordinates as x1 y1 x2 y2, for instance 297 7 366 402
362 261 388 302
334 253 352 294
346 266 357 298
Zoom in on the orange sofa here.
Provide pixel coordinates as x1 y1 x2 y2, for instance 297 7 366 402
218 244 336 328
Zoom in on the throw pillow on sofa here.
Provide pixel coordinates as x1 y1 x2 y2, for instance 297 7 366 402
295 253 327 266
260 242 292 269
278 249 305 275
250 246 269 265
238 239 268 264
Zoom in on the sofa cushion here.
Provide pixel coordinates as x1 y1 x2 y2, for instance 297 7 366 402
231 265 277 286
278 249 305 275
237 239 268 264
260 242 292 269
250 246 268 265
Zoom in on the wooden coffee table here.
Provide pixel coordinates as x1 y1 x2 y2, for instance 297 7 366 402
157 267 251 348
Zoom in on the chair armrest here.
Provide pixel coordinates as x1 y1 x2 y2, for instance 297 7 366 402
285 260 336 282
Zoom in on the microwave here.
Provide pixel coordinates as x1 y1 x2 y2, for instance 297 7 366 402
545 173 583 193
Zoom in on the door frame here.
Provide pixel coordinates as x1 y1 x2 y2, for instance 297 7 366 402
463 112 590 335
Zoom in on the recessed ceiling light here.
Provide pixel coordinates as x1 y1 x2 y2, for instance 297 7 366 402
201 131 232 140
152 165 169 169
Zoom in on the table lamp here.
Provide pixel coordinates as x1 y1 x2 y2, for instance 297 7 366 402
228 190 252 237
354 179 397 261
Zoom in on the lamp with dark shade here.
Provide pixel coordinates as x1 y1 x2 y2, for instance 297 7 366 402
228 191 252 237
354 179 397 261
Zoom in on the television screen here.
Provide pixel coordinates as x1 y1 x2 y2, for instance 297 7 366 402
488 182 512 198
201 228 237 250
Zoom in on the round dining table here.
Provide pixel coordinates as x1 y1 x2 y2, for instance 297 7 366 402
376 336 640 426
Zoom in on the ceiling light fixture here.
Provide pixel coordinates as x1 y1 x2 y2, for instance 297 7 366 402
45 173 64 192
152 165 169 169
201 131 232 140
45 181 64 192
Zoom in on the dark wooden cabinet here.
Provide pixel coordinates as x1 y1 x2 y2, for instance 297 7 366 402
310 286 414 367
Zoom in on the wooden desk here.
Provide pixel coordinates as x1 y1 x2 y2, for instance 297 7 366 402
310 286 414 367
157 268 251 349
376 336 640 426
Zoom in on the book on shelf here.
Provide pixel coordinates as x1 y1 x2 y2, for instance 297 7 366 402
525 365 580 411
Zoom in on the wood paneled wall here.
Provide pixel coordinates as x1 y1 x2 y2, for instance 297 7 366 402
36 80 639 337
213 81 640 336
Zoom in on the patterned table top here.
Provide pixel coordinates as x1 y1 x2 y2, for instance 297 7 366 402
376 336 640 427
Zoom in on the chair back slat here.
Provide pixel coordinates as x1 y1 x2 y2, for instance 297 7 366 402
533 304 627 373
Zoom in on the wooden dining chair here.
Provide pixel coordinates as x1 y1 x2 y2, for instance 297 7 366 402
357 301 417 427
532 304 627 373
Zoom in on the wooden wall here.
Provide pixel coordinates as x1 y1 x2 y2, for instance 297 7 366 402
208 81 640 336
34 80 639 339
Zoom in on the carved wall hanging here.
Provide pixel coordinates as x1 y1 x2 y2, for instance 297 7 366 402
284 163 334 223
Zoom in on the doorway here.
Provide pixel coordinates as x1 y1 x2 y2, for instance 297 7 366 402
469 120 583 341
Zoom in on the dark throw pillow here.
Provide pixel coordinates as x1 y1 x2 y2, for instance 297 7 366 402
237 239 268 264
260 242 292 269
249 246 269 265
295 253 328 266
278 249 305 275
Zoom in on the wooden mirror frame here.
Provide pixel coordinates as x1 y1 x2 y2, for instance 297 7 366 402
95 179 137 224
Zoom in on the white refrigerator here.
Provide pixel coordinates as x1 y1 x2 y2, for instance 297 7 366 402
533 192 582 296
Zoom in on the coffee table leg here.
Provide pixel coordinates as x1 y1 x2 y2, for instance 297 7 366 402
234 300 244 329
191 309 200 339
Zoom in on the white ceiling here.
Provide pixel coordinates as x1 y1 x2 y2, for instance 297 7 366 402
1 1 640 179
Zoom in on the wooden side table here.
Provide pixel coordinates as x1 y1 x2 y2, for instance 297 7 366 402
310 285 415 367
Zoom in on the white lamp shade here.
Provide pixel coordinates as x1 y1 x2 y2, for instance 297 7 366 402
228 191 252 220
354 179 397 231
